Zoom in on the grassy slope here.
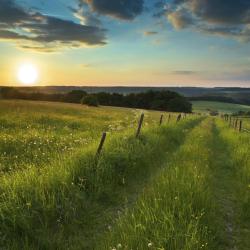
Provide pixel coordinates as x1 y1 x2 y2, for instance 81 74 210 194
215 120 250 249
0 100 199 249
98 118 218 250
0 100 166 173
98 118 250 250
192 101 250 114
1 100 250 250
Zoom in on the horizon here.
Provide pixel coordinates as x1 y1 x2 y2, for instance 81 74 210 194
1 0 250 87
2 85 250 90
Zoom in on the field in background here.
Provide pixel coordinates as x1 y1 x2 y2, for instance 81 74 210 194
0 100 250 250
192 100 250 114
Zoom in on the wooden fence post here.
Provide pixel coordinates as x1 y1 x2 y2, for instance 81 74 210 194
96 132 107 156
239 120 242 132
136 113 144 138
234 119 238 130
229 116 232 127
159 114 163 126
176 114 181 123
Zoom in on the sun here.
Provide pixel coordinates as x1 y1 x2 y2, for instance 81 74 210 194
18 64 38 85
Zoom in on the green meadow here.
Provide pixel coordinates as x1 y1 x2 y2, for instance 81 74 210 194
192 101 250 114
0 100 250 250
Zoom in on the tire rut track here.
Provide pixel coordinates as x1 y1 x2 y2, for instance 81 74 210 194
209 120 238 250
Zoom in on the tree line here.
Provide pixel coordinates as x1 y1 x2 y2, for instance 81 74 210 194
0 87 192 113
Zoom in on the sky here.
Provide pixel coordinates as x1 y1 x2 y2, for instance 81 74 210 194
0 0 250 87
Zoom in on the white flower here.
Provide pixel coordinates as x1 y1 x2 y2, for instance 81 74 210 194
148 242 153 247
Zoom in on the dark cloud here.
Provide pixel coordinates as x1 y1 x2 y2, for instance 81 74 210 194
161 0 250 41
22 16 106 45
0 30 29 40
83 0 144 20
187 0 250 25
0 0 32 24
153 0 168 18
0 0 107 51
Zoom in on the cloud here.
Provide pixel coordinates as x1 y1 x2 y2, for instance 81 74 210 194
171 70 196 75
0 0 107 52
187 0 250 25
81 63 92 68
82 0 144 20
153 1 169 18
159 0 250 42
0 0 33 25
70 3 103 27
0 30 29 40
143 31 158 36
167 9 194 29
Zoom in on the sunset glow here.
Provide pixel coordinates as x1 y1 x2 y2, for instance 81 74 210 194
0 0 249 87
18 64 38 85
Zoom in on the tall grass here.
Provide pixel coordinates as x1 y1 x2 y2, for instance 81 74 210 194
0 101 200 249
216 119 250 249
0 100 167 173
98 119 219 250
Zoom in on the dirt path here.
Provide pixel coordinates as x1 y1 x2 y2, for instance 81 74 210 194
209 121 238 250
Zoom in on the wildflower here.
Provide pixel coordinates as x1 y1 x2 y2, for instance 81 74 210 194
148 242 153 248
26 202 31 207
117 243 122 248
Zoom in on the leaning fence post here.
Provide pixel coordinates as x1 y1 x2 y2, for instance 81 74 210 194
235 119 238 130
159 114 163 126
96 132 107 156
176 114 181 123
239 120 242 132
136 113 144 138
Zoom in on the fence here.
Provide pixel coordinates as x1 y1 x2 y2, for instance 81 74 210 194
222 115 250 133
96 112 187 156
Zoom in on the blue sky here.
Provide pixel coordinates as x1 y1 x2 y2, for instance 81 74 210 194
0 0 250 86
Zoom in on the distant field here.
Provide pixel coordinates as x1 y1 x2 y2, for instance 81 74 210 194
192 101 250 114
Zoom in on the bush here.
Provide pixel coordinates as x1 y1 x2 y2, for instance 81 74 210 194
168 97 192 113
81 95 99 106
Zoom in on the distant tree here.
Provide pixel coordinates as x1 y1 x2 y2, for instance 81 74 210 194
63 90 87 103
81 95 99 107
232 110 250 117
1 87 192 112
167 97 192 113
0 87 19 99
